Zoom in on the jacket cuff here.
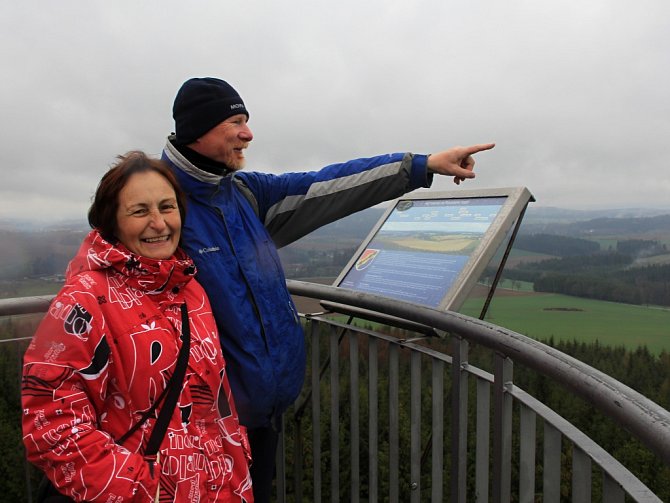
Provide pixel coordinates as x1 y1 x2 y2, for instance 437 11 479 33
409 153 434 189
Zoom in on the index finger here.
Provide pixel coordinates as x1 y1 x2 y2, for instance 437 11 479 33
463 143 495 155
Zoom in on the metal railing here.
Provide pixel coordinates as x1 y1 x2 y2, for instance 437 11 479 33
2 284 670 502
281 280 670 502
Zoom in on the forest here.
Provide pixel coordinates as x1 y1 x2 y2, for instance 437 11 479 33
498 235 670 307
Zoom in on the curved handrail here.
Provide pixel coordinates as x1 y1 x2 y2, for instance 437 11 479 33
3 284 670 466
0 294 54 317
287 279 670 466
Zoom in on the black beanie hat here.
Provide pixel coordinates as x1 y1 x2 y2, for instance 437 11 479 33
172 77 249 145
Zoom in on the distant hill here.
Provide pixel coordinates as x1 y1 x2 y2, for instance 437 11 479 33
2 205 668 242
286 205 670 246
285 207 386 248
0 218 87 232
0 229 86 280
521 206 670 224
519 213 670 239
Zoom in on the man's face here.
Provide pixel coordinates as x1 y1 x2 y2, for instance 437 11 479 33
189 114 253 170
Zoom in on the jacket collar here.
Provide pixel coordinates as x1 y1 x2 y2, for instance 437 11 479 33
164 136 223 185
67 230 197 302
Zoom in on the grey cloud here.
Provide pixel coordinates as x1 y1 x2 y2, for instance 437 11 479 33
1 0 668 223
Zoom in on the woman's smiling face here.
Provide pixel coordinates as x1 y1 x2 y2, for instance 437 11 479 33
115 170 182 259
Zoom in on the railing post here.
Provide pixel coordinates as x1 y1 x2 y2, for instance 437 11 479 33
519 404 537 503
369 338 379 502
451 335 469 503
543 422 561 503
349 332 360 503
476 378 491 502
432 359 445 503
493 353 513 503
603 472 625 502
389 344 399 503
410 350 422 503
310 321 321 502
572 446 592 502
291 415 301 503
330 326 340 503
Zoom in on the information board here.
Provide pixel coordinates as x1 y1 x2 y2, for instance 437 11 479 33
330 187 533 313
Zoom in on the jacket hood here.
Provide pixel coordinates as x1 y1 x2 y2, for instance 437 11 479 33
66 229 197 300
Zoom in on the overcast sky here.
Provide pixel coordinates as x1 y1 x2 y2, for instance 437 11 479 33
1 1 669 223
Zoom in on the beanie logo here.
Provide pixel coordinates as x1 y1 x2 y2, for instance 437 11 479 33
230 103 244 110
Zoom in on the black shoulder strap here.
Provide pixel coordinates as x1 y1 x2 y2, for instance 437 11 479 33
116 303 191 449
144 303 191 456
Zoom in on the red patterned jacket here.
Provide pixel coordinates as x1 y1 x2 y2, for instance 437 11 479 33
22 230 253 502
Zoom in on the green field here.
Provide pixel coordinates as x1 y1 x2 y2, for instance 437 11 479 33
495 279 535 292
461 292 670 355
630 253 670 266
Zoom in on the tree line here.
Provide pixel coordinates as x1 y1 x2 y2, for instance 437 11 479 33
503 235 670 306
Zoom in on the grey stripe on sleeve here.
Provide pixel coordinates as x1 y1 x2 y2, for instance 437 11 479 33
265 161 402 224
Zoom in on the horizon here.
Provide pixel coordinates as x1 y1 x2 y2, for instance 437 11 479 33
2 203 670 232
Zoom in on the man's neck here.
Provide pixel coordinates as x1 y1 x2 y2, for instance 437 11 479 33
173 142 231 177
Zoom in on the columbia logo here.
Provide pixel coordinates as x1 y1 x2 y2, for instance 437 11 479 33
199 246 220 254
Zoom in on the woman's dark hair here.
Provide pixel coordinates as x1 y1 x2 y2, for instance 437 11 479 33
88 151 187 242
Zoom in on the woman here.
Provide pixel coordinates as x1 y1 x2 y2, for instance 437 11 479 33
22 152 253 502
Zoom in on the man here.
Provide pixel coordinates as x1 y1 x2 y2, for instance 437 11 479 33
162 77 494 502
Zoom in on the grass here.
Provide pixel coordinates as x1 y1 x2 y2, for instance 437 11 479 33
495 279 535 292
630 253 670 266
461 292 670 355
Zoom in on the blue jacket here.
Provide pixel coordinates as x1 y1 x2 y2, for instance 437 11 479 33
163 138 433 428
